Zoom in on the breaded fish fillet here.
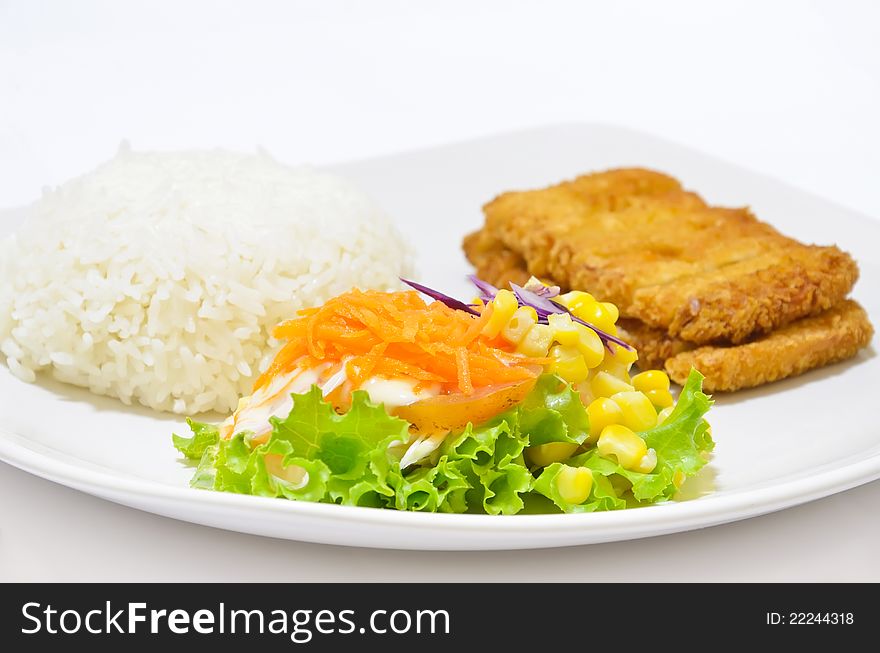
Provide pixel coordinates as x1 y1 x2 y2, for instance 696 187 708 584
615 318 693 371
664 300 873 392
464 228 695 369
463 233 873 392
462 228 532 288
480 168 859 344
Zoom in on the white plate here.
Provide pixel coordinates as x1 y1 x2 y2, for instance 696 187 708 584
1 123 878 550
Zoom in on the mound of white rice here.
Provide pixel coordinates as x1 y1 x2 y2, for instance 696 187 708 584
0 145 413 414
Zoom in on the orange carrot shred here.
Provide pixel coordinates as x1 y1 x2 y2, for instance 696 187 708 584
253 289 540 393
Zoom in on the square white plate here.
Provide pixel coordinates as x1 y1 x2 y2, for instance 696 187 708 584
1 123 877 550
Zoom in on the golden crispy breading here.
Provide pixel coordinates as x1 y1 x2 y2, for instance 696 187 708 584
462 229 689 368
616 318 693 370
624 301 874 392
462 229 532 288
481 168 860 344
664 300 874 392
461 232 873 392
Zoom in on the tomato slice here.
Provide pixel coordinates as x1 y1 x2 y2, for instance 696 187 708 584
392 375 537 435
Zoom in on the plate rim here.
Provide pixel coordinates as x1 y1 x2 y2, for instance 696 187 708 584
2 426 880 546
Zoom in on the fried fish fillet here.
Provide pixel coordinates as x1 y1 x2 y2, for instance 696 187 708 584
479 168 859 344
462 228 532 288
663 300 873 392
615 318 693 371
463 232 873 392
463 228 692 369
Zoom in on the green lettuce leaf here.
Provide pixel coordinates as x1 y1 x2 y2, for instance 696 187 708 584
263 386 409 507
176 387 409 506
571 451 671 502
201 431 332 501
438 416 532 515
389 456 473 512
174 368 713 514
432 457 476 514
213 432 254 494
479 457 534 515
642 368 714 475
190 444 219 489
269 387 410 479
249 436 331 502
517 375 589 446
326 442 398 508
172 418 220 459
532 462 626 513
570 368 713 502
443 414 524 468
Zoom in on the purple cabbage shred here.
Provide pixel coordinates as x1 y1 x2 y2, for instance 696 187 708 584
400 276 634 351
400 278 479 315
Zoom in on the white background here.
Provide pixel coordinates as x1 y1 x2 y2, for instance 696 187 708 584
1 0 879 581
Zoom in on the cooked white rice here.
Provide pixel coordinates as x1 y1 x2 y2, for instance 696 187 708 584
0 145 414 414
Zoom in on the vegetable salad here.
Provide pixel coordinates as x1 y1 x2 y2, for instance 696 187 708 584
173 277 713 514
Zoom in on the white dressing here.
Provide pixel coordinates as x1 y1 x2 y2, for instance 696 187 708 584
399 431 449 469
220 364 439 443
220 365 325 441
358 376 438 409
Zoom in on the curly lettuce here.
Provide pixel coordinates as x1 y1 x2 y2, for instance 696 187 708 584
532 462 625 513
569 369 714 505
173 369 713 514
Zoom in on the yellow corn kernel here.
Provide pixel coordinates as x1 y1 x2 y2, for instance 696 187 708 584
481 289 518 338
566 294 596 319
631 370 671 393
633 447 657 473
672 469 687 489
548 312 580 346
597 424 648 471
595 356 630 381
523 306 539 322
576 384 595 407
471 297 485 307
556 465 594 505
525 275 546 286
548 345 589 383
590 371 634 398
600 302 619 324
608 343 638 367
574 324 605 368
645 388 674 409
517 323 553 357
572 301 617 334
610 391 658 432
656 406 675 425
501 306 538 344
556 290 595 310
586 397 624 443
525 442 579 468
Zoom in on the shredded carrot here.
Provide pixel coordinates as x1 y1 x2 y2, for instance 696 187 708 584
254 289 541 394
